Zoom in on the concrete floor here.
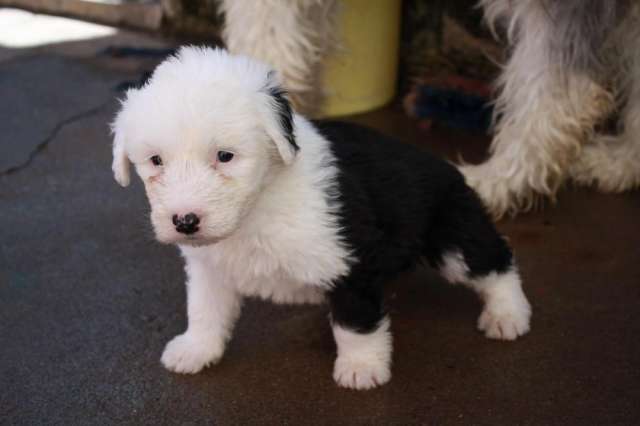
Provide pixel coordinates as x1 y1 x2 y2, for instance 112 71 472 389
1 10 639 426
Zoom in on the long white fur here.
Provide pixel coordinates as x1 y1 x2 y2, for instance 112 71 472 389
219 0 339 115
461 0 640 218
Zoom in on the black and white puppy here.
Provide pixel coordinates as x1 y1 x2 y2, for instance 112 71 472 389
111 47 531 390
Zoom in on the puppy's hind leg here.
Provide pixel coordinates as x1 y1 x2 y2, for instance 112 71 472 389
329 281 392 390
425 184 531 340
445 258 531 340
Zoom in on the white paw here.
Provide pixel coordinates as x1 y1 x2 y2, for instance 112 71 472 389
478 300 531 340
333 356 391 390
161 332 223 374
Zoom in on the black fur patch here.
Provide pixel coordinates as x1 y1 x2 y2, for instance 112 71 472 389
315 121 513 334
266 85 299 151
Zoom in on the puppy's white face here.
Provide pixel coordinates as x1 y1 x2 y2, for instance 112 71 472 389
128 114 275 246
111 47 297 246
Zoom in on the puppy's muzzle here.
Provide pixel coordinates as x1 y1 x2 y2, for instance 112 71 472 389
172 213 200 235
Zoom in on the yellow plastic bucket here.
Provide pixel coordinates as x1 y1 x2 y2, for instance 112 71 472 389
320 0 401 117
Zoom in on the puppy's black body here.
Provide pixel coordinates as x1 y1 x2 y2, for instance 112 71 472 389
316 121 512 333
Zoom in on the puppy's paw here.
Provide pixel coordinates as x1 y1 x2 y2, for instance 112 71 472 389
161 332 223 374
333 356 391 390
478 299 531 340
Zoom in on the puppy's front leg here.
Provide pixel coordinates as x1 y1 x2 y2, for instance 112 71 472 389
161 255 242 374
329 283 392 390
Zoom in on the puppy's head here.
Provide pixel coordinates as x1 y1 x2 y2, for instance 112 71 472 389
111 46 298 246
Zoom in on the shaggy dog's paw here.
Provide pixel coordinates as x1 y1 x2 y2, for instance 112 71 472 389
459 163 512 219
293 288 326 305
570 136 640 193
459 162 542 220
478 298 531 340
271 287 326 305
333 356 391 390
161 333 223 374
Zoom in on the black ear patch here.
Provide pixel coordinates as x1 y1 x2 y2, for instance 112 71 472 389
266 84 299 152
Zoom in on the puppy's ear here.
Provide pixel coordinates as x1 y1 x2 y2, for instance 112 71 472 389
260 74 299 165
111 126 131 187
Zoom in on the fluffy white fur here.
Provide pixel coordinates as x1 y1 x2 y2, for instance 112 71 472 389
460 0 640 218
332 316 392 390
219 0 339 115
439 251 530 340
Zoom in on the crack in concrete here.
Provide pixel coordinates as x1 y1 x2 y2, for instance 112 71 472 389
0 101 110 176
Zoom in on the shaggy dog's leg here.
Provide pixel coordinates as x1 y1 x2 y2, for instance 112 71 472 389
219 0 338 115
161 254 242 374
329 283 392 390
460 1 613 218
570 52 640 192
426 184 531 339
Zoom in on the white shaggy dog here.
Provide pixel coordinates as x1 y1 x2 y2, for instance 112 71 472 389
112 47 531 390
460 0 640 218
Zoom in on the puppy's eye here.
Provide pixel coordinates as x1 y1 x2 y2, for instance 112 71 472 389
217 151 234 163
150 155 163 166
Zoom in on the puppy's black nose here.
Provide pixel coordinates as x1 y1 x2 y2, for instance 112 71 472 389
172 213 200 235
